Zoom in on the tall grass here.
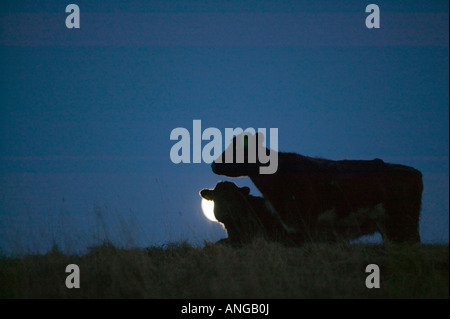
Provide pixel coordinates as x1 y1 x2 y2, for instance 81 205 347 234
0 239 448 299
0 205 448 299
0 203 161 257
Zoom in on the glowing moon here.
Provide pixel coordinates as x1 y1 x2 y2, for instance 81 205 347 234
201 198 217 222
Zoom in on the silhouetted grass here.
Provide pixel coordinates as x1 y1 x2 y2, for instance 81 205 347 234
0 240 448 299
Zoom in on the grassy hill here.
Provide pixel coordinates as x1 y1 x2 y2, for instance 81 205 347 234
0 240 448 299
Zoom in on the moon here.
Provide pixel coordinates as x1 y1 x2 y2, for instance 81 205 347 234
201 198 217 222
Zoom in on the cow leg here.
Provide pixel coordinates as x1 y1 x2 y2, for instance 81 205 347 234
383 166 422 243
384 208 421 243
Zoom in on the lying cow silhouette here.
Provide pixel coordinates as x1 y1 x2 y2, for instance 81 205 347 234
211 132 423 243
200 181 289 245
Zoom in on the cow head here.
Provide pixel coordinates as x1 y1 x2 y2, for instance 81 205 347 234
199 181 251 223
211 132 278 176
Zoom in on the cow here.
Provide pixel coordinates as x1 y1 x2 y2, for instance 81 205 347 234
199 181 289 245
211 132 423 243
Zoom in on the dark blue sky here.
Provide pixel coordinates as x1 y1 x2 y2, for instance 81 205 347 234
1 1 448 254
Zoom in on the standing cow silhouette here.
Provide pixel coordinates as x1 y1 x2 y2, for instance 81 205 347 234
211 133 422 243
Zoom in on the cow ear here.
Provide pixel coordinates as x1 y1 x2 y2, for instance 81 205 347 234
200 189 214 200
240 186 250 196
